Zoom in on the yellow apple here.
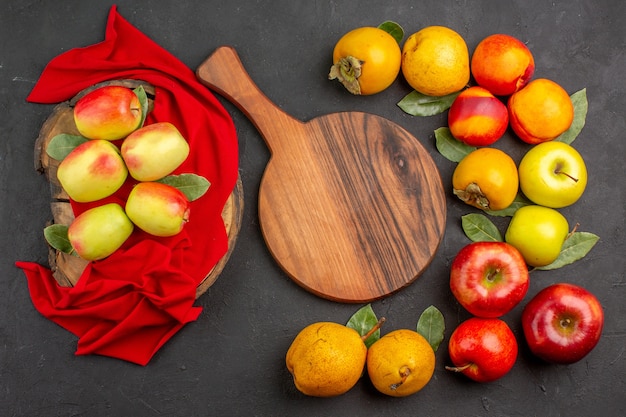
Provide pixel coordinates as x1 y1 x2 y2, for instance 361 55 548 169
121 122 190 181
56 139 128 203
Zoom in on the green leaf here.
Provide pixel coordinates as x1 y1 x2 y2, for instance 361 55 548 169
461 213 503 242
537 231 600 270
133 85 149 128
434 127 476 162
157 174 211 201
555 88 588 145
485 194 533 217
347 304 380 348
398 90 461 117
377 21 404 44
416 305 445 353
43 224 74 255
45 134 88 160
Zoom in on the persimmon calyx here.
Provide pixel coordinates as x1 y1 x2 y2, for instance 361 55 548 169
453 182 491 210
329 55 364 95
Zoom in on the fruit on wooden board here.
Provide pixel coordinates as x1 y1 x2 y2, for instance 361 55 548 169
67 203 134 261
73 85 143 141
56 139 128 203
125 182 190 237
121 121 190 181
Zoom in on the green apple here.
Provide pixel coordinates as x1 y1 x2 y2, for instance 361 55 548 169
505 205 569 267
73 85 143 141
57 139 128 202
68 203 134 261
125 182 190 237
518 141 587 208
121 122 190 181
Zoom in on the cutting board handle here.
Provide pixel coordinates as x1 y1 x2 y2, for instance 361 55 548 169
196 46 300 153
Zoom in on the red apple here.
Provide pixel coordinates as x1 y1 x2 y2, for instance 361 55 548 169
74 85 143 141
448 86 509 146
121 121 190 181
56 139 128 203
446 317 518 382
125 182 190 237
522 283 604 364
450 241 529 318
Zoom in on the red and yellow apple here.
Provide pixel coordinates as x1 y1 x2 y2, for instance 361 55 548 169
446 317 518 382
505 205 569 267
522 283 604 364
68 203 134 261
448 86 509 146
125 182 190 237
518 141 588 208
121 122 190 181
73 85 143 141
56 139 128 203
470 33 535 96
450 241 529 318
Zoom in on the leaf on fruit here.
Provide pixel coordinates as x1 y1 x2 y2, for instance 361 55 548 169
485 194 533 217
398 90 461 117
43 224 74 255
157 174 211 201
377 21 404 44
537 231 600 270
46 134 88 160
416 305 445 353
555 88 588 145
461 213 503 242
347 304 380 348
434 127 476 162
133 85 149 128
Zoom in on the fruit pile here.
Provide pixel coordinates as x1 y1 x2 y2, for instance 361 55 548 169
44 84 209 261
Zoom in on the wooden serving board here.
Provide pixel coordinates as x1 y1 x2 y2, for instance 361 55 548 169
197 47 446 303
34 79 244 299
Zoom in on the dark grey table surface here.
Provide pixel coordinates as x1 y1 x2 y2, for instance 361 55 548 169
2 1 624 416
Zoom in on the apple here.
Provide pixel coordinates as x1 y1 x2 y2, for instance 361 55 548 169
56 139 128 203
73 85 143 140
518 141 588 208
522 283 604 364
121 122 190 181
125 182 190 237
448 86 509 146
446 317 518 382
450 241 529 318
505 205 569 267
68 203 134 261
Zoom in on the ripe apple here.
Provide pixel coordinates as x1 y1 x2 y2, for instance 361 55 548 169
448 86 509 146
446 317 518 382
56 139 128 203
73 85 143 141
125 182 190 237
518 141 588 208
522 283 604 364
68 203 134 261
505 205 569 267
450 241 529 318
121 122 190 181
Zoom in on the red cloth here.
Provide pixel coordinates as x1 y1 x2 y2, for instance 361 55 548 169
16 5 239 365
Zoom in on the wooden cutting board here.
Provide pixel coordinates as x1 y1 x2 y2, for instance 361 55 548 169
197 47 446 303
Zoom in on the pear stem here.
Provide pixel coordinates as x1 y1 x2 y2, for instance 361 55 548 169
566 223 580 240
361 317 386 342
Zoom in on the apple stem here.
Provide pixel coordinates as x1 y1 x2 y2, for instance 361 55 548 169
554 167 579 182
361 317 386 342
445 363 472 373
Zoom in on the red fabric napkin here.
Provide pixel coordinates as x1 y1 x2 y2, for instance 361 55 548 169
16 5 239 365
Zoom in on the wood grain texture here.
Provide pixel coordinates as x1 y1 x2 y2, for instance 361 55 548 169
197 47 446 303
34 79 243 299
